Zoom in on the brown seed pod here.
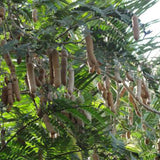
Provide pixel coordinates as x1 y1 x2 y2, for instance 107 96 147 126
3 53 12 67
97 82 105 92
61 49 68 86
104 75 110 90
32 9 38 22
126 71 134 82
128 108 133 126
0 7 5 19
102 90 108 101
7 82 13 105
35 76 42 87
1 128 5 148
85 34 100 74
42 114 55 134
120 87 126 98
126 131 131 139
17 56 22 64
107 91 115 113
132 15 139 41
12 77 21 101
145 137 150 145
54 68 61 88
52 49 60 69
26 62 37 94
39 67 46 85
141 80 150 99
68 66 74 94
48 49 54 85
136 78 142 100
128 85 142 117
1 86 8 105
114 67 122 83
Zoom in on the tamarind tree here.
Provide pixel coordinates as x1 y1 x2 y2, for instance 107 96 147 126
0 0 160 159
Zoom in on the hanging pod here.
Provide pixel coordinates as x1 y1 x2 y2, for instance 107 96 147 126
68 66 74 95
1 86 8 105
52 49 61 88
61 49 68 86
126 71 134 82
32 9 38 22
132 14 139 41
12 75 21 101
48 48 54 85
7 82 13 105
85 34 101 74
26 62 37 94
114 67 122 83
0 6 5 19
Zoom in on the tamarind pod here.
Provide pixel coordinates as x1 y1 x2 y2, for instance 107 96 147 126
142 123 147 131
3 53 12 67
104 75 110 91
88 62 95 73
7 82 13 105
126 71 134 82
39 67 46 84
128 85 142 117
95 66 101 75
126 131 131 139
141 80 150 99
92 152 99 160
10 64 16 74
145 138 150 145
26 62 36 94
128 108 133 126
129 94 142 117
35 76 42 87
136 78 142 99
97 82 105 92
52 49 60 69
48 49 54 85
17 56 22 64
0 7 5 19
107 91 115 113
42 114 55 133
132 15 139 41
32 9 38 22
120 87 126 98
1 86 8 105
85 34 97 65
68 66 74 94
1 128 5 148
54 68 61 88
102 90 107 101
61 54 67 86
114 67 122 83
12 77 21 101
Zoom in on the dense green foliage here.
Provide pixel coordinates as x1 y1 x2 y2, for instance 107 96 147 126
0 0 160 159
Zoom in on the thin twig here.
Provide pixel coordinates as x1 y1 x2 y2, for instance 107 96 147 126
0 117 39 152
